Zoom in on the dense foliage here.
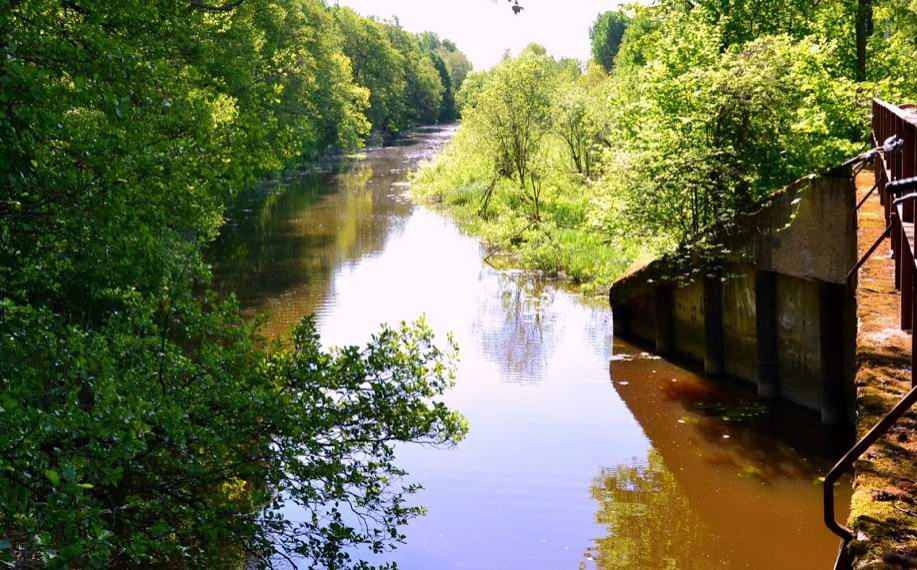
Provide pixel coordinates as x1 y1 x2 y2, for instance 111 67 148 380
868 0 917 96
332 9 471 137
0 0 471 568
414 0 916 293
590 10 629 71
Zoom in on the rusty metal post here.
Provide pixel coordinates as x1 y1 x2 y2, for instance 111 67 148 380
894 209 902 290
901 127 914 328
913 270 917 388
903 230 913 330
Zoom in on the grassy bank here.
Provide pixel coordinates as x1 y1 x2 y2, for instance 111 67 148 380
412 128 646 296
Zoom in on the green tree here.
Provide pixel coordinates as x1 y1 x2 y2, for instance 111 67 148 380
590 10 630 71
408 53 447 125
438 43 474 93
612 6 663 70
423 31 474 116
456 70 493 114
333 11 466 134
867 0 917 98
1 300 465 568
465 49 556 220
334 8 409 135
619 26 861 242
383 22 445 127
431 52 459 122
553 80 605 178
0 0 466 567
661 0 817 47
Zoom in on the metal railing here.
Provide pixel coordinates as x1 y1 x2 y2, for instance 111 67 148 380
824 384 917 569
825 99 917 570
875 99 917 346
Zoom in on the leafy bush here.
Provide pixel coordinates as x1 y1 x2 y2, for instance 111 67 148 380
616 30 863 241
1 295 465 568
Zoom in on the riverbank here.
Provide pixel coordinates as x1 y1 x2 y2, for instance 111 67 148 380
410 131 646 296
849 171 917 568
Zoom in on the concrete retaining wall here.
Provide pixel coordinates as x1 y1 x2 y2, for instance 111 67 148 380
776 275 823 411
609 172 858 423
672 279 705 362
722 266 757 384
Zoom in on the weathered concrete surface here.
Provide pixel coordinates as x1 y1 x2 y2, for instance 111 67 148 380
848 171 917 569
721 266 757 382
751 176 858 284
672 278 705 362
775 274 824 411
609 173 858 420
610 173 858 305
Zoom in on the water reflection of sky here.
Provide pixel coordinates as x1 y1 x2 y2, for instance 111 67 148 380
214 127 847 570
314 206 649 569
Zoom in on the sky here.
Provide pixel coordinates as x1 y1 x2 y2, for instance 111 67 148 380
332 0 625 70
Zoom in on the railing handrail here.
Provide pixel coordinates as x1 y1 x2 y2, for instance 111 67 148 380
874 98 917 126
824 384 917 541
827 98 917 570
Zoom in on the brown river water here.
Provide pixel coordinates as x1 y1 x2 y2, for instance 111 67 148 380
211 125 850 569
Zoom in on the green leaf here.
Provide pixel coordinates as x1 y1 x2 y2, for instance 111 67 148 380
44 469 59 486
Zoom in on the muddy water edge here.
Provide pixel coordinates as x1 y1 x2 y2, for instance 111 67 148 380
209 125 851 570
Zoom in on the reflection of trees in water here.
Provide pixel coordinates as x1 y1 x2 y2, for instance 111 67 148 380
208 162 387 307
210 172 331 300
586 450 726 570
580 302 615 361
206 127 454 339
474 273 560 384
326 163 379 261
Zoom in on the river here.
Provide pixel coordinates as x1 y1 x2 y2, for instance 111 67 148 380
211 125 850 569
